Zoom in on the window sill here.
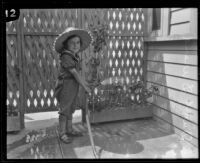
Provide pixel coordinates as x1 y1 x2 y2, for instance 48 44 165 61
144 34 197 42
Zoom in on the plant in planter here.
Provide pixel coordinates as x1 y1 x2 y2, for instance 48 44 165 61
86 23 108 84
128 81 159 105
86 23 109 112
89 23 108 55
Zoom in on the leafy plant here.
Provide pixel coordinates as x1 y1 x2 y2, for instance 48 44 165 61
88 81 160 112
128 81 160 105
86 23 108 85
89 23 109 53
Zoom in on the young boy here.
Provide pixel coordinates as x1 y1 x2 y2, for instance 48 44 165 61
54 27 92 144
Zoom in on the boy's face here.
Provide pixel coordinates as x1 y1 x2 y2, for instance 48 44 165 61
65 36 81 54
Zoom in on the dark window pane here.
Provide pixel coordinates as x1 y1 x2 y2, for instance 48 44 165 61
152 8 161 30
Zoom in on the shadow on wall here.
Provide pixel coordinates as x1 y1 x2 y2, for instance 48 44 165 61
146 43 175 135
146 42 198 147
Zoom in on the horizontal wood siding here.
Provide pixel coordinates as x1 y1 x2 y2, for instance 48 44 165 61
169 8 191 35
170 9 191 24
145 40 198 147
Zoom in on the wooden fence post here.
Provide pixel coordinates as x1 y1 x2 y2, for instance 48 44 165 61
16 10 25 129
79 9 87 123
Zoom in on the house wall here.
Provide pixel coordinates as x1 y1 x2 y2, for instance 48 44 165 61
144 8 198 147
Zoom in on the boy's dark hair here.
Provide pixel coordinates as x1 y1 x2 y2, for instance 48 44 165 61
63 35 82 47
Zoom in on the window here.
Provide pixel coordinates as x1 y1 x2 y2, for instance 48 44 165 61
152 8 161 30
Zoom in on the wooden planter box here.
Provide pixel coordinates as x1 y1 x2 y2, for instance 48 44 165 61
89 103 153 123
7 116 21 132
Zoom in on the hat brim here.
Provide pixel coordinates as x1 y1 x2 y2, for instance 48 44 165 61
54 29 92 53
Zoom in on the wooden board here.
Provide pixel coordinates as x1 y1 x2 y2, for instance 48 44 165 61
146 40 197 51
147 50 197 66
147 80 198 110
170 8 191 25
147 71 197 95
152 104 197 136
170 23 190 35
147 61 197 80
90 104 153 123
173 126 198 147
153 115 198 147
152 106 198 143
170 8 191 35
147 93 197 124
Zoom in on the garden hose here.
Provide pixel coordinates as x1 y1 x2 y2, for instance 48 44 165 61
85 92 99 158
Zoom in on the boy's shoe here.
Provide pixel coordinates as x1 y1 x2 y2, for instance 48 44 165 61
66 130 83 137
60 134 73 143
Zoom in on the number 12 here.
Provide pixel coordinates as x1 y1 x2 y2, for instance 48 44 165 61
5 9 16 18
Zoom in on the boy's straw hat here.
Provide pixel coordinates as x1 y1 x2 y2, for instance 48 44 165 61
54 27 93 53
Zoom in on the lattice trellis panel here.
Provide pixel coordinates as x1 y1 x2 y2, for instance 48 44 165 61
21 9 78 33
6 21 17 33
107 36 145 103
107 8 144 36
22 35 58 112
107 8 145 36
81 8 146 110
6 21 20 116
19 9 80 113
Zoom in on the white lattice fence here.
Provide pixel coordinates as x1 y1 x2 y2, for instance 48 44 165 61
7 8 147 116
20 9 81 113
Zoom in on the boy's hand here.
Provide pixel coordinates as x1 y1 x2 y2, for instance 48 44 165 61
87 81 101 88
84 86 91 94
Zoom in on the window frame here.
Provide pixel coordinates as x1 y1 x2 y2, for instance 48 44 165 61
145 8 197 41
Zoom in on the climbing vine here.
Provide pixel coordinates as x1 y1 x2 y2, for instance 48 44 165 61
86 23 109 84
